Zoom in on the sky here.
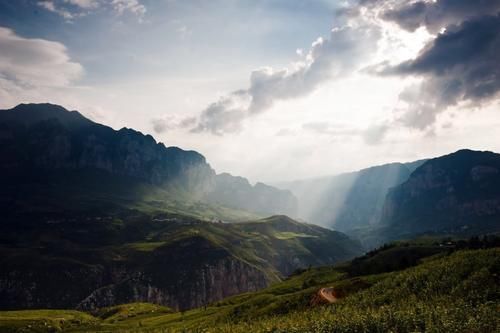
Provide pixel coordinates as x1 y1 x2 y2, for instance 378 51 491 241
0 0 499 183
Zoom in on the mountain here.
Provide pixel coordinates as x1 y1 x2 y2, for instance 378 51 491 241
380 149 500 239
210 173 297 217
0 103 296 218
279 149 500 247
0 103 361 311
277 160 426 231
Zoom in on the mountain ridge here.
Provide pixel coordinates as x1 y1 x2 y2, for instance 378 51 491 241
0 103 297 217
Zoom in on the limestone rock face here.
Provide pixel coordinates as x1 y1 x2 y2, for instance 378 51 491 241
381 150 500 234
75 254 269 311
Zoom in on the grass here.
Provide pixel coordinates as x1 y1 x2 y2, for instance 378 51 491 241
274 232 318 240
208 248 499 333
123 242 167 252
0 310 96 333
2 244 497 333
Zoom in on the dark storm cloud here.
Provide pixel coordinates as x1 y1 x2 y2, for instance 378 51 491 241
382 0 500 33
398 14 500 77
383 14 500 129
352 0 500 131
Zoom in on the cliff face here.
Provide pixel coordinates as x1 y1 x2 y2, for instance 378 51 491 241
0 104 215 194
76 256 268 311
76 237 269 311
0 103 296 215
381 150 500 235
0 235 270 311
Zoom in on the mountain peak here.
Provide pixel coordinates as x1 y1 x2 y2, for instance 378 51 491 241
2 103 92 129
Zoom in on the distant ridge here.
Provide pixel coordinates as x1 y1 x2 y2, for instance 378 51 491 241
277 160 427 231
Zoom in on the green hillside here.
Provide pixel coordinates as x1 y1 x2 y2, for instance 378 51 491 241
0 213 362 311
1 240 497 332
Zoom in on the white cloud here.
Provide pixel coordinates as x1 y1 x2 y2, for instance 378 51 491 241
38 1 75 20
191 21 381 135
65 0 100 9
0 27 83 91
37 0 146 20
151 115 196 134
111 0 146 17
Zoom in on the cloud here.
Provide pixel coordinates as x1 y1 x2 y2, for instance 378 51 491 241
37 0 146 20
381 0 500 33
191 22 381 135
352 0 500 132
38 1 75 20
384 14 500 130
65 0 100 9
302 122 358 136
0 27 83 88
151 115 196 134
302 121 389 145
275 128 296 137
111 0 146 17
362 122 389 145
191 95 248 135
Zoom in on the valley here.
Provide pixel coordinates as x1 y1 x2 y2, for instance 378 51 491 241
0 104 499 332
1 238 498 332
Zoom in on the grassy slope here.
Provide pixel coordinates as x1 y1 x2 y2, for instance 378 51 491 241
212 248 499 333
2 244 498 333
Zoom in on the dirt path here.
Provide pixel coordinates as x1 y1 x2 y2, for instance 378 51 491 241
318 287 337 303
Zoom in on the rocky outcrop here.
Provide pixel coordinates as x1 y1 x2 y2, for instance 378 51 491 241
76 256 268 311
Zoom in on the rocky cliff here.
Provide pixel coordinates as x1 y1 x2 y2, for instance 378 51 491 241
0 235 269 311
381 149 500 235
76 236 270 311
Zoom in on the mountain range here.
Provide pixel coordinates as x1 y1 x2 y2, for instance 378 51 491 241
0 104 360 311
1 103 499 316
